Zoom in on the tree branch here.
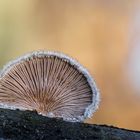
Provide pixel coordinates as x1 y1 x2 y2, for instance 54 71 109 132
0 108 139 140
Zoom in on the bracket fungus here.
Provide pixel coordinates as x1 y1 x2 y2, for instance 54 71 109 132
0 51 100 122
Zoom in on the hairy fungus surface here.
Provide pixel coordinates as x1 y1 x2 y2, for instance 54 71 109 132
0 51 100 122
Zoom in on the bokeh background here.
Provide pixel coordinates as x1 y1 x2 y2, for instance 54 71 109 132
0 0 140 130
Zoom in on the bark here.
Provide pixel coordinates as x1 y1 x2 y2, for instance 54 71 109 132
0 108 139 140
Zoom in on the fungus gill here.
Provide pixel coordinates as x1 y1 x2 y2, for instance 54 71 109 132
0 51 100 122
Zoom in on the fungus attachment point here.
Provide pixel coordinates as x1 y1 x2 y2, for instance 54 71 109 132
0 51 100 122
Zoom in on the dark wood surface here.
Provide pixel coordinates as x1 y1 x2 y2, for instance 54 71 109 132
0 108 139 140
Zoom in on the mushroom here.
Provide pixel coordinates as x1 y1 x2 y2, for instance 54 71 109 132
0 51 100 122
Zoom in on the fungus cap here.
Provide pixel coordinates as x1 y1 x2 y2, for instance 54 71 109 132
0 51 100 122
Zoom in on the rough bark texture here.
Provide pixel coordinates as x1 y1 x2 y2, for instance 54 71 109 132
0 108 139 140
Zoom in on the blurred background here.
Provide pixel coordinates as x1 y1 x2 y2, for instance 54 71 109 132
0 0 140 130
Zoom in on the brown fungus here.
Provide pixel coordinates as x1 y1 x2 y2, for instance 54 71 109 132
0 51 100 122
